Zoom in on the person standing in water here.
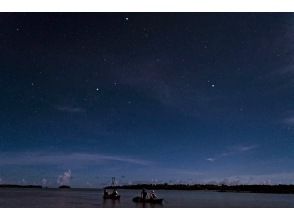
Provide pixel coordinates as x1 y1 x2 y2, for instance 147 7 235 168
141 188 147 200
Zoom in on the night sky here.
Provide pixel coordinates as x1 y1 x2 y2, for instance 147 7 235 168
1 13 294 187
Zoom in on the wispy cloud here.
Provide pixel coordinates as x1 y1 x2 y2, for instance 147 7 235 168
283 116 294 125
55 105 86 113
206 144 258 162
0 152 152 166
206 158 216 162
276 64 294 77
254 61 294 94
238 145 258 152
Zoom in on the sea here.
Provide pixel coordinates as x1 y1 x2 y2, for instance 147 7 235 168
1 188 294 208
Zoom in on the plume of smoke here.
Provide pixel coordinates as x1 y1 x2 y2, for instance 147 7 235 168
21 178 26 185
263 179 272 185
41 178 48 187
86 181 93 187
57 170 72 186
219 177 241 186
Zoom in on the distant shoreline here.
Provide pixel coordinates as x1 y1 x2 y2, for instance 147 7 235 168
105 183 294 194
2 183 294 194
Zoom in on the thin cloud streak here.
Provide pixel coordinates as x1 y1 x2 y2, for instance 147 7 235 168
238 145 258 152
206 144 258 162
206 158 215 162
283 116 294 125
55 105 86 113
0 152 152 166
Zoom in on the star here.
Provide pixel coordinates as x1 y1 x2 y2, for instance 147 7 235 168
125 17 129 21
211 84 215 88
96 88 100 92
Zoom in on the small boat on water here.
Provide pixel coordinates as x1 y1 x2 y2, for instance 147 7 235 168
132 196 164 204
103 177 120 200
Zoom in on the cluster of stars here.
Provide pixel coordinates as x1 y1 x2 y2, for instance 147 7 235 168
207 80 215 88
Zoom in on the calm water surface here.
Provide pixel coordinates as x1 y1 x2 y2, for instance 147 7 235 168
1 188 294 208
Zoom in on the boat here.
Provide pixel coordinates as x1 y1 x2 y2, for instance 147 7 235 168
103 177 120 200
103 194 120 200
132 196 164 204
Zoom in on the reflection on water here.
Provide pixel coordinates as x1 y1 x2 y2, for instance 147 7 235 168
134 202 164 208
102 198 121 208
1 188 294 207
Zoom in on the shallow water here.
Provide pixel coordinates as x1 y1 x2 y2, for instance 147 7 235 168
1 188 294 207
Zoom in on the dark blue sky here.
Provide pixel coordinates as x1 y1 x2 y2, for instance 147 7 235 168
1 13 294 187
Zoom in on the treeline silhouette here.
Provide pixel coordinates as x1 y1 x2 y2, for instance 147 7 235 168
0 184 72 189
106 183 294 194
0 184 42 189
59 185 71 189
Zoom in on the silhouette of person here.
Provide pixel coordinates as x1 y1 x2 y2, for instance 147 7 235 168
141 188 147 199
